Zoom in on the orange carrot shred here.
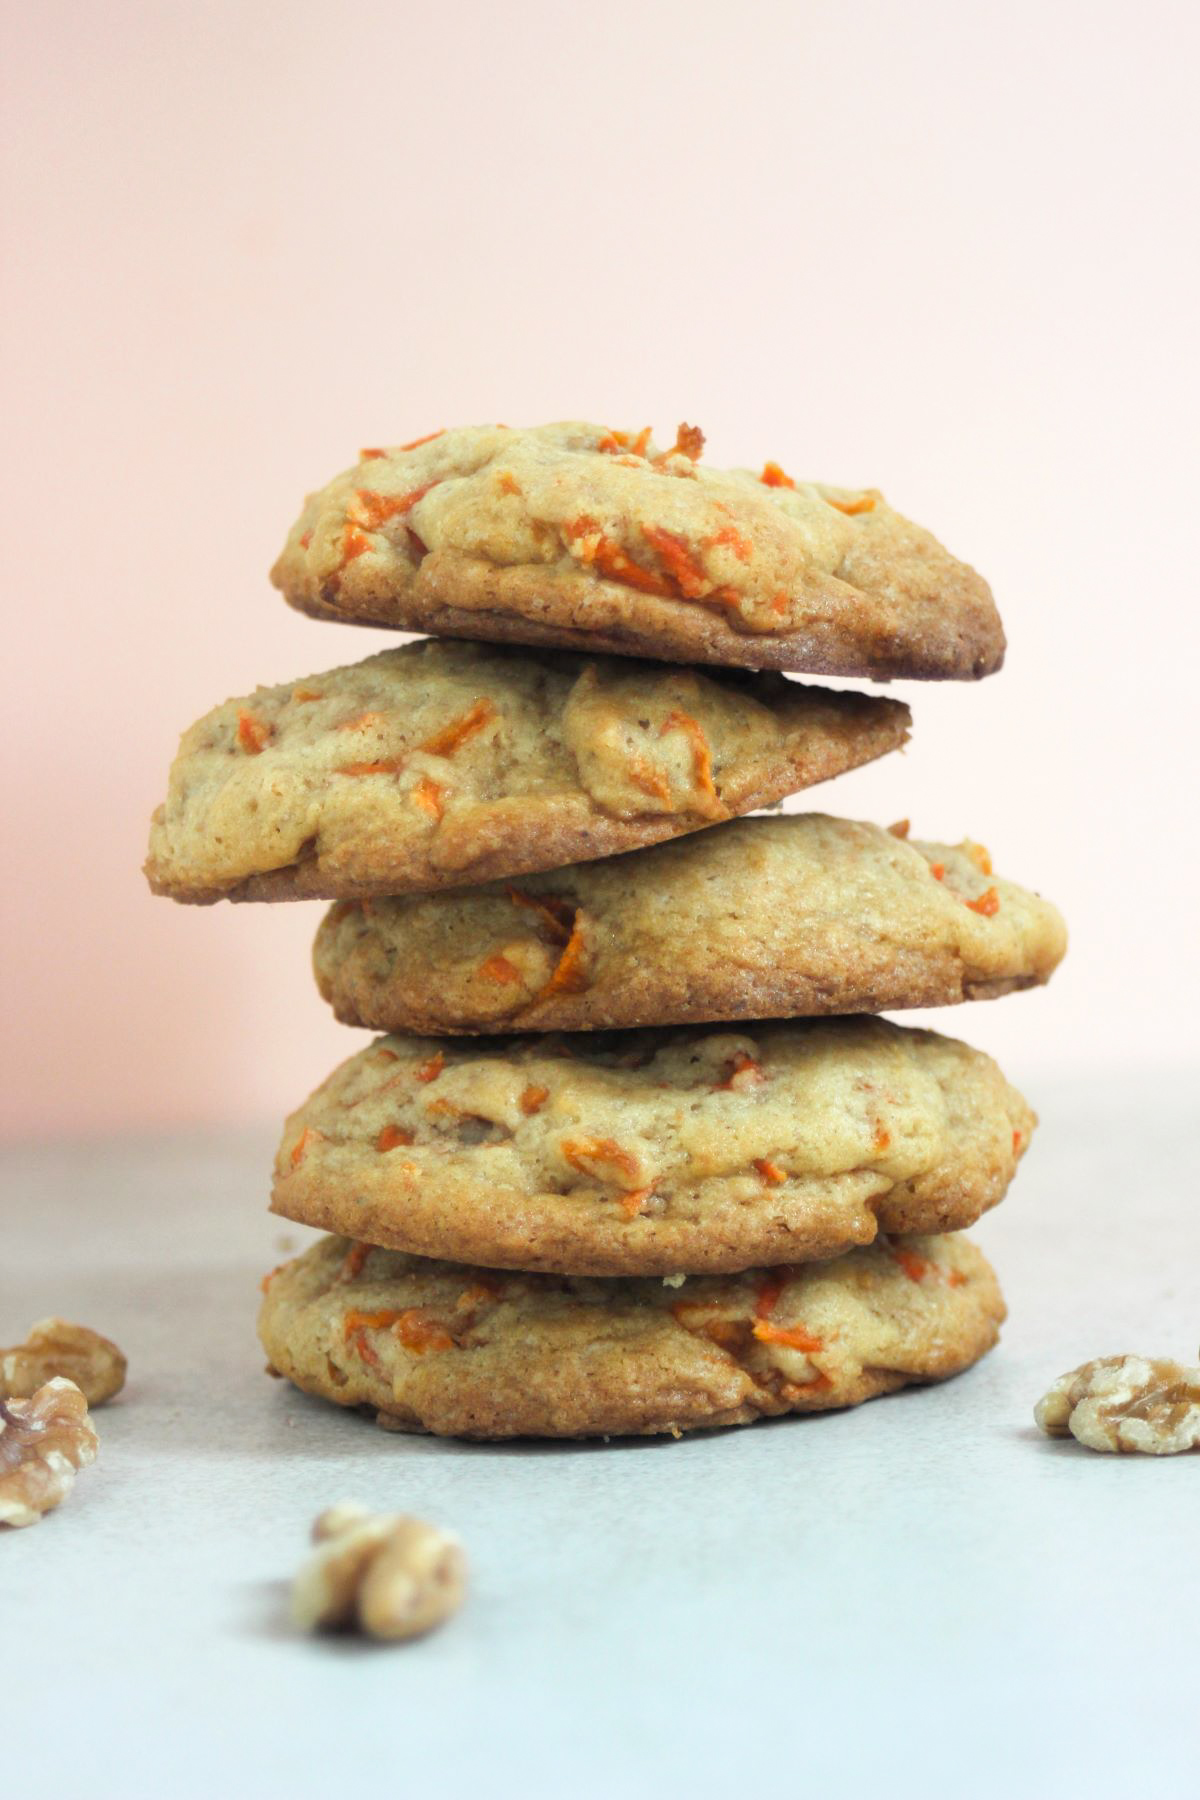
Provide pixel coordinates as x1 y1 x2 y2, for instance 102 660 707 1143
640 525 710 599
410 775 446 821
825 493 875 515
338 759 402 778
479 953 521 985
892 1246 932 1283
352 484 438 529
660 422 704 463
715 1050 766 1091
519 1085 549 1115
506 887 575 945
930 862 946 881
399 430 444 451
420 697 496 758
705 523 752 562
259 1263 286 1295
299 529 312 549
496 470 521 495
968 843 994 876
376 1124 414 1152
236 710 271 755
754 1270 789 1319
360 447 386 460
753 1318 824 1353
660 709 720 809
540 915 588 997
965 887 1000 917
340 1243 371 1280
888 818 911 839
336 709 387 732
563 515 675 596
627 757 673 804
770 592 790 616
1012 1127 1022 1153
292 688 323 703
618 1185 654 1219
874 1125 892 1152
754 1158 787 1185
761 461 796 489
415 1052 445 1084
394 1309 455 1353
561 1136 643 1186
289 1126 322 1169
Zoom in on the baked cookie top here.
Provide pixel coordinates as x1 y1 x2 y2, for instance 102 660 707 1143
258 1231 1005 1439
271 1016 1033 1277
314 814 1068 1035
270 423 1003 681
143 640 908 903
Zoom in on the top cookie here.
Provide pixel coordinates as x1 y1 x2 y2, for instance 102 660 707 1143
271 423 1003 681
144 639 907 903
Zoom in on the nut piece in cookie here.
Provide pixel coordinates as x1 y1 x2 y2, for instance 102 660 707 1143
1 1318 126 1408
270 422 1004 681
1035 1354 1200 1454
0 1378 99 1528
292 1502 466 1641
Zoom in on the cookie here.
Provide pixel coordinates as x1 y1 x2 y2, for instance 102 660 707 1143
271 1018 1034 1276
270 423 1003 681
143 641 909 903
258 1231 1005 1439
314 814 1068 1035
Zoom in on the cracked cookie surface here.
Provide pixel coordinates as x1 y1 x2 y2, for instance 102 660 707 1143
272 1017 1033 1276
258 1231 1005 1439
314 814 1068 1034
270 422 1003 681
145 640 907 902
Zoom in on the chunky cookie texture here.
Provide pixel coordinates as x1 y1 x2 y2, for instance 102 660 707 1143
271 1017 1034 1276
258 1231 1006 1439
271 423 1003 681
144 640 907 902
314 814 1068 1035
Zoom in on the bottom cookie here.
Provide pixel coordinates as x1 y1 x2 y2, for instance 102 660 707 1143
258 1233 1004 1440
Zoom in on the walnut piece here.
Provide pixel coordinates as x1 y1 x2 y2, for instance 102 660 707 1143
0 1378 99 1527
293 1502 467 1641
1035 1353 1200 1455
1 1317 126 1407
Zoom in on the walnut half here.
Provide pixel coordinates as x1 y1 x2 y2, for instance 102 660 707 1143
0 1379 99 1527
1035 1353 1200 1455
292 1502 467 1641
1 1318 126 1408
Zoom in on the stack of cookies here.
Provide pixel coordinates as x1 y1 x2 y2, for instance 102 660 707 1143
147 422 1066 1440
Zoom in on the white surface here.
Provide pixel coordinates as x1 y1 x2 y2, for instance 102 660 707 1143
2 1071 1197 1800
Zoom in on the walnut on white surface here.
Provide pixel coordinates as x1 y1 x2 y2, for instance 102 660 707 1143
293 1502 467 1641
1035 1353 1200 1455
0 1378 99 1528
1 1317 126 1408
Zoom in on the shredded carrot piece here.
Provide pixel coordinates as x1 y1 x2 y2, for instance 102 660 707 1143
641 525 710 599
627 757 673 804
410 775 446 821
338 759 402 777
714 1050 766 1091
892 1247 932 1283
480 953 521 985
705 523 752 562
423 1097 463 1119
352 484 438 529
376 1124 414 1152
760 461 795 489
753 1318 824 1352
399 430 445 451
930 862 946 881
496 470 521 495
874 1125 892 1152
968 843 993 876
344 1307 402 1336
888 818 911 839
394 1309 455 1353
561 1136 643 1186
299 529 312 549
236 710 271 755
289 1126 322 1169
455 1279 500 1312
1012 1127 1022 1153
420 697 496 758
598 426 653 456
292 688 323 703
965 886 1000 917
340 525 372 567
659 422 704 463
259 1263 286 1295
825 493 875 515
415 1052 445 1084
618 1185 654 1219
340 1243 371 1280
374 1048 400 1064
660 709 720 808
540 915 589 997
360 447 386 460
754 1158 787 1185
947 1268 967 1287
770 592 789 616
519 1085 549 1115
754 1270 790 1319
506 887 575 944
563 515 675 595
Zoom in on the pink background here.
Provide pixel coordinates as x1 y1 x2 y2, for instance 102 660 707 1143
2 0 1197 1139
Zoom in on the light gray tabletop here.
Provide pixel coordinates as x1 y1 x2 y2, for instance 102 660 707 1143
2 1069 1196 1800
